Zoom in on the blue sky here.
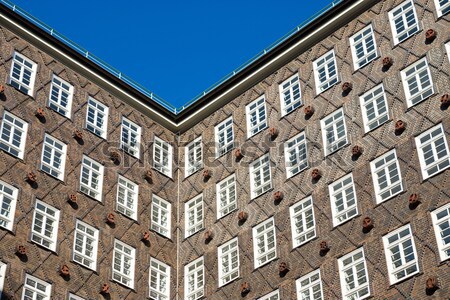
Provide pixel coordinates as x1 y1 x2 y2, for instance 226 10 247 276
10 0 335 108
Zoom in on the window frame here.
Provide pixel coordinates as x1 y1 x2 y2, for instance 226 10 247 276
296 269 324 300
279 74 302 116
415 123 450 180
313 49 338 94
329 173 358 227
72 220 99 271
48 74 73 118
430 203 450 262
0 261 6 298
289 196 316 249
40 134 67 181
359 84 389 133
370 149 404 204
338 247 371 300
185 136 203 177
112 239 136 288
184 257 204 300
185 194 203 238
284 131 308 178
0 180 18 231
446 41 450 63
249 154 272 199
320 108 348 156
31 199 60 252
218 237 240 287
151 194 172 239
382 224 419 285
216 174 237 219
9 52 37 96
252 217 277 269
400 58 434 107
257 290 280 300
215 116 234 158
0 111 28 159
388 0 420 45
116 175 139 220
153 136 173 178
68 294 85 300
120 117 141 159
79 155 104 201
85 97 109 139
21 274 52 300
246 95 268 138
434 0 450 17
149 257 171 300
350 24 378 70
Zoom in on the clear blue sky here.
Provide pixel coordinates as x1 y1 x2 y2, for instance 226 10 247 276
10 0 335 108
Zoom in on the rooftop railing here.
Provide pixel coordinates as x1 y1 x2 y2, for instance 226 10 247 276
0 0 342 115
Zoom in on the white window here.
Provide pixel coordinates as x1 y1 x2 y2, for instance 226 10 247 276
252 217 276 268
431 203 450 262
0 262 6 297
258 290 280 300
401 58 434 107
79 155 104 201
151 195 171 238
415 124 450 179
0 180 18 231
218 237 239 287
279 74 302 116
284 132 308 178
0 111 28 159
112 240 135 288
48 75 73 117
68 294 85 300
85 97 108 139
21 274 52 300
321 108 348 156
185 194 203 238
290 196 316 248
296 269 324 300
338 248 370 300
350 25 377 70
389 0 419 45
383 224 419 284
149 258 170 300
329 173 358 227
215 116 234 157
153 136 172 177
9 52 37 96
116 175 138 220
446 42 450 63
184 257 204 300
313 50 338 94
73 220 99 271
31 200 60 251
370 149 403 204
359 84 389 132
249 154 272 199
185 137 203 176
246 96 268 138
121 117 141 158
434 0 450 17
216 174 237 219
40 134 67 180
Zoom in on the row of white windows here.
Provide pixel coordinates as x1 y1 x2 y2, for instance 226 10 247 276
184 209 450 300
1 122 448 240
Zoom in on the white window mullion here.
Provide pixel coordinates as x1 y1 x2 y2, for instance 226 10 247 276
149 258 170 300
389 0 419 44
185 195 203 238
338 248 370 300
314 50 338 94
370 149 403 204
185 137 203 176
284 132 308 178
31 200 60 251
79 155 104 201
218 237 239 286
73 220 99 270
253 217 276 268
48 75 73 117
360 84 389 132
151 195 171 238
258 290 280 300
246 96 268 138
431 203 450 261
85 97 108 139
250 154 272 199
40 134 67 180
350 25 377 70
0 180 18 231
434 0 450 16
279 74 302 116
116 175 138 220
21 274 52 300
216 174 237 219
321 108 348 156
112 240 135 288
401 58 434 107
184 257 204 300
290 196 316 248
0 111 29 159
9 52 37 96
121 117 141 158
329 173 358 226
296 269 324 300
153 137 173 177
215 117 234 157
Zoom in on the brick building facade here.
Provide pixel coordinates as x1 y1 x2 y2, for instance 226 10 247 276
0 0 449 299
